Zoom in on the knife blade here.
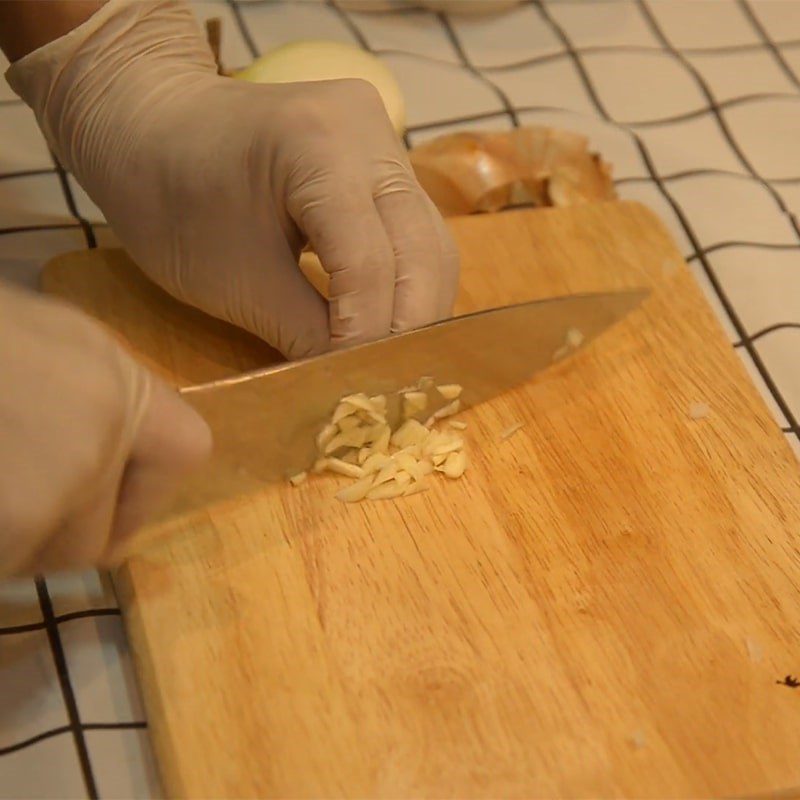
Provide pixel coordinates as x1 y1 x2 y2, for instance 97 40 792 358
167 288 647 516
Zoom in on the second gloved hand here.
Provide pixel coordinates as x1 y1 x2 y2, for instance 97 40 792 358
6 0 460 359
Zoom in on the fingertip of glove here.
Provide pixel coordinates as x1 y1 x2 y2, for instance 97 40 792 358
142 378 213 471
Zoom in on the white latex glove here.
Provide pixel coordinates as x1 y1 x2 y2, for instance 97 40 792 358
0 281 211 577
6 0 460 359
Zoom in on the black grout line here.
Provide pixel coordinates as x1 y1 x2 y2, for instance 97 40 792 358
0 607 122 637
627 92 800 128
35 578 98 799
51 157 96 249
530 1 613 118
636 0 800 239
617 169 800 186
738 322 800 346
406 107 526 133
402 92 800 134
738 0 800 91
0 620 47 636
56 607 121 623
0 721 148 758
478 40 800 70
436 12 521 127
226 0 260 59
83 721 147 731
0 168 57 182
529 0 800 442
327 0 371 50
376 40 800 76
0 725 73 757
0 222 81 237
685 241 800 261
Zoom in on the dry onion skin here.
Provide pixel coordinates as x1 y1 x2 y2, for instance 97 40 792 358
409 126 616 217
289 379 469 502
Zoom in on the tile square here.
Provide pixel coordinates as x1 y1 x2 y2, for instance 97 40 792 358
723 98 800 180
239 1 356 54
580 50 706 123
637 113 743 177
60 616 144 724
0 630 69 749
743 2 800 42
615 179 693 255
0 732 85 800
0 174 71 229
190 1 255 71
686 259 739 342
0 580 41 628
0 104 52 173
490 57 597 116
349 8 459 62
735 346 790 428
667 172 798 247
452 4 562 68
86 728 161 800
754 326 800 421
686 50 797 104
644 0 760 50
0 227 86 290
709 246 800 337
47 572 118 618
547 0 660 48
516 107 646 180
379 53 503 127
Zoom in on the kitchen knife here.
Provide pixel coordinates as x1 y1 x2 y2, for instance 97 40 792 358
167 289 648 517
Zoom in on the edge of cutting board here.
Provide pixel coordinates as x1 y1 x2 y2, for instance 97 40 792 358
41 200 800 799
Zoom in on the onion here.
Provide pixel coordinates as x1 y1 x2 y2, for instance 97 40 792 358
234 40 406 135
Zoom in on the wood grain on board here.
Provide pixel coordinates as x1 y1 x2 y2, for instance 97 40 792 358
43 202 800 799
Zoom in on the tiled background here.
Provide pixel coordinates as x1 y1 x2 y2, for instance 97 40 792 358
1 0 799 797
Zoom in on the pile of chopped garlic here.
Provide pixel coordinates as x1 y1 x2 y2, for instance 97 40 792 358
290 381 468 502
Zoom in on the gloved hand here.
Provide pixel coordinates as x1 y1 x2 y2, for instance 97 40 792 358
0 281 211 577
6 0 460 359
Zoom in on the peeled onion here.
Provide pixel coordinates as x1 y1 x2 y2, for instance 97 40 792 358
235 40 406 135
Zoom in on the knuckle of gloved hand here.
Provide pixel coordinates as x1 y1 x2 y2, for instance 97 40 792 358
329 77 385 111
280 78 386 133
329 235 395 276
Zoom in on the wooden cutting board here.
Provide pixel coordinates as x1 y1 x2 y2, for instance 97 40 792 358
42 201 800 799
